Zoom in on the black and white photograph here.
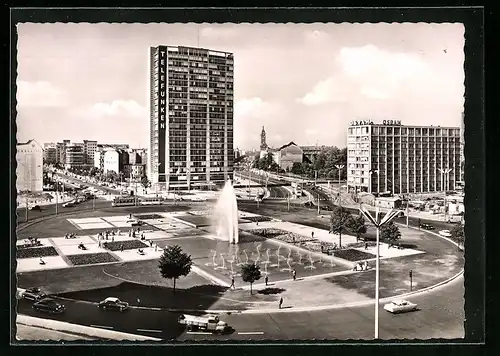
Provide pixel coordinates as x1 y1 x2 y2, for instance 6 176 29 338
12 10 480 343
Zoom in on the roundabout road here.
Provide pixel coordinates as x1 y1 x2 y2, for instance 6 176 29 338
17 275 464 340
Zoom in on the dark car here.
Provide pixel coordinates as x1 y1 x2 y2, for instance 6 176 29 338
32 298 65 314
322 205 333 211
420 223 435 230
29 205 41 211
22 287 47 302
131 220 144 227
98 297 129 312
303 201 315 207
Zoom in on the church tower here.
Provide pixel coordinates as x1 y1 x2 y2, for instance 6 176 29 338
260 126 268 151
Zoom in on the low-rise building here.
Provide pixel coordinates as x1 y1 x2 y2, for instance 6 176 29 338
276 141 303 171
16 139 44 192
373 197 402 209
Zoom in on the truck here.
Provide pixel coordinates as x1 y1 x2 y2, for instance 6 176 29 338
178 314 230 334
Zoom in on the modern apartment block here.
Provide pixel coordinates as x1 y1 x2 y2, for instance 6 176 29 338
65 143 85 169
82 140 98 166
43 143 57 164
149 45 234 191
346 120 462 195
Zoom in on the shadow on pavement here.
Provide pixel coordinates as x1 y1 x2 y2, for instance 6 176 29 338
257 287 286 295
55 281 241 311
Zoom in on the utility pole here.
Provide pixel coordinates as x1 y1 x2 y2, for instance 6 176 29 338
335 164 345 206
287 193 290 212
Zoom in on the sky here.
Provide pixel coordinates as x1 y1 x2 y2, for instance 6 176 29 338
15 23 464 151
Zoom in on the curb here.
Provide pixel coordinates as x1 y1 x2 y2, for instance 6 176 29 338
16 314 162 341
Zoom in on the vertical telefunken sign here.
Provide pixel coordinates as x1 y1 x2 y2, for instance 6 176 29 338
158 48 167 181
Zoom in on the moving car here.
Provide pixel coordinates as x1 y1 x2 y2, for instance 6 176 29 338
419 223 435 230
178 314 230 334
32 298 65 314
62 202 75 208
98 297 129 312
20 287 47 302
29 205 41 211
383 300 418 314
439 230 452 237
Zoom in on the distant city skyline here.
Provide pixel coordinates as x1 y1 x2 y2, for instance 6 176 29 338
16 23 464 150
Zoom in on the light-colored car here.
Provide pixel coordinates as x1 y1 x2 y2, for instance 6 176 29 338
439 230 452 237
383 300 418 314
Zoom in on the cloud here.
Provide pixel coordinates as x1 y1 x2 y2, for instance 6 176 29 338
85 100 147 119
304 30 329 42
305 129 318 136
234 97 276 118
16 80 68 107
297 78 353 106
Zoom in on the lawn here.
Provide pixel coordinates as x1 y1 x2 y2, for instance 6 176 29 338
241 216 273 223
332 249 376 262
66 253 119 266
103 240 148 251
17 246 59 259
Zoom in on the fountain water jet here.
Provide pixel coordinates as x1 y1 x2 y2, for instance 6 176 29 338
213 179 239 244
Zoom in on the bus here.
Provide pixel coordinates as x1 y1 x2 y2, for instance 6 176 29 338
111 196 137 207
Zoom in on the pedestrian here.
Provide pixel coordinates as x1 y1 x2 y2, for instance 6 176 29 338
279 297 283 309
128 229 132 237
321 245 324 253
230 277 235 289
364 261 368 271
311 231 314 239
120 244 124 252
155 244 158 252
265 275 269 286
149 240 153 247
98 240 101 248
292 269 297 281
364 242 368 250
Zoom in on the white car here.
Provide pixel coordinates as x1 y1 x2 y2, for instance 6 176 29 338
383 300 418 314
439 230 452 237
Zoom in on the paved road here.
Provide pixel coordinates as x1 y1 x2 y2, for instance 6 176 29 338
18 275 464 340
235 172 291 199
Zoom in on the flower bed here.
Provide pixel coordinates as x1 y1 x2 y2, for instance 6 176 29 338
242 216 273 223
67 253 119 266
103 240 149 251
17 242 43 249
248 228 314 243
17 246 59 259
332 249 376 262
134 213 164 220
347 241 377 249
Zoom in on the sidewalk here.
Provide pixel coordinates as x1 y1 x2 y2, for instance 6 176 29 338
17 192 74 209
16 324 95 341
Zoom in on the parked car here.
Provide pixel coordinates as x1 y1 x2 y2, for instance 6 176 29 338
20 287 47 302
303 201 315 207
420 223 435 230
383 300 418 314
29 205 41 211
62 201 75 208
32 298 65 314
126 219 144 226
98 297 129 312
439 230 452 237
322 205 333 211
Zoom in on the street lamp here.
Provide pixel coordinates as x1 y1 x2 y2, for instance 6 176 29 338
359 205 402 339
438 168 452 221
334 165 345 206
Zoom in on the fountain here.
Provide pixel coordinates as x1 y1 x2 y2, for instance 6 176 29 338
205 250 218 267
269 247 280 268
255 243 262 264
263 248 271 275
304 253 316 270
295 249 304 265
213 179 239 244
243 249 249 264
214 253 226 270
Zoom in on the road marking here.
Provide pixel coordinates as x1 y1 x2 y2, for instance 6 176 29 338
90 324 113 329
186 331 212 335
137 328 163 333
238 331 264 335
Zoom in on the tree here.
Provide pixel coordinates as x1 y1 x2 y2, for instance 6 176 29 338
141 176 151 190
450 222 465 250
346 214 367 242
240 263 262 295
380 221 401 246
329 206 353 248
158 245 193 294
291 162 304 175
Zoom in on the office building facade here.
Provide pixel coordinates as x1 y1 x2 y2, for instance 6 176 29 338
65 143 85 169
149 45 234 191
83 140 98 166
43 143 57 164
346 120 461 195
16 139 44 192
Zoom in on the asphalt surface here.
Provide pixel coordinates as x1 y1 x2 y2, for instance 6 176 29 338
235 172 291 199
17 275 464 340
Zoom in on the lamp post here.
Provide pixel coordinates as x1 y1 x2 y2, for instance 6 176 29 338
334 164 345 206
438 168 452 221
359 205 402 339
317 192 320 215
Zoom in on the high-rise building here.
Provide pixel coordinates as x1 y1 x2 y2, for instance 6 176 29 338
56 139 71 165
43 143 57 164
16 139 44 192
83 140 98 166
149 45 234 191
346 120 461 195
65 143 85 169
